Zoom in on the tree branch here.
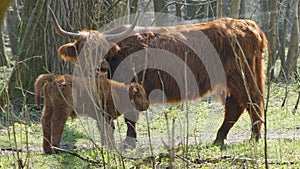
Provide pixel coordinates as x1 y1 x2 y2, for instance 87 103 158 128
52 146 104 167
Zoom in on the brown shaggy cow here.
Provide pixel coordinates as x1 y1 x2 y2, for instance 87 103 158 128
35 73 149 153
49 8 267 145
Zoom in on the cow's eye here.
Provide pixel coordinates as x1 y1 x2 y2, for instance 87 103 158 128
95 66 100 72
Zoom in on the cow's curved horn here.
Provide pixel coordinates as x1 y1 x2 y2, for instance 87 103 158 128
48 6 80 39
104 12 140 42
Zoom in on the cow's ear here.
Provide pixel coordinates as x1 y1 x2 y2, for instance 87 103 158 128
58 43 78 62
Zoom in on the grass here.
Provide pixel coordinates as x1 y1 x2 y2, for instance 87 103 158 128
0 66 300 168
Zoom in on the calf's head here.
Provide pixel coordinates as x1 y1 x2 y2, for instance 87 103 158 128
128 83 149 111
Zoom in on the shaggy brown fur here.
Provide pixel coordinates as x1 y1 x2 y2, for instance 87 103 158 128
56 18 267 145
35 73 149 153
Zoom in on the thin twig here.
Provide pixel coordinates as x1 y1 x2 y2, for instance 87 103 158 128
1 148 23 152
293 92 300 115
98 0 123 20
264 45 272 169
281 70 288 107
52 147 104 167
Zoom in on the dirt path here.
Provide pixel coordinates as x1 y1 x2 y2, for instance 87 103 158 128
1 128 300 157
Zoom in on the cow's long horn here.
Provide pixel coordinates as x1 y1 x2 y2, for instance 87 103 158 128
104 12 140 42
48 6 80 39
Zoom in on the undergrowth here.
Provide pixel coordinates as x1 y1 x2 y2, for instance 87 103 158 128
0 66 299 168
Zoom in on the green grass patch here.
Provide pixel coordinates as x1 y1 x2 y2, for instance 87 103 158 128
0 64 299 168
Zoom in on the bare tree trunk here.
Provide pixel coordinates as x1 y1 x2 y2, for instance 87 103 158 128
5 0 48 105
278 0 291 79
153 0 168 13
175 0 181 20
153 0 168 25
260 0 268 31
186 0 197 19
203 0 210 21
0 28 9 67
6 6 20 60
216 0 223 18
0 0 11 24
268 0 278 79
1 0 101 106
129 0 138 14
239 0 245 19
96 0 128 26
0 0 11 66
286 0 299 79
230 0 241 18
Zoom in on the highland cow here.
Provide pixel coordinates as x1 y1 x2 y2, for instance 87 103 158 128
49 7 267 146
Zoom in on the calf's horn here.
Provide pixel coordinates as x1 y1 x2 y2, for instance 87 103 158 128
48 6 80 39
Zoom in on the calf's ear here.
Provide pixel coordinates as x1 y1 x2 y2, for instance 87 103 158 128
58 43 78 62
131 84 139 94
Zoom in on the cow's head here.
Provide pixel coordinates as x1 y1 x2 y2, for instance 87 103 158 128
48 6 139 63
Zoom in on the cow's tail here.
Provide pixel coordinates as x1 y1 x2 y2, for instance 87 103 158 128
255 28 268 118
34 74 56 108
257 29 268 99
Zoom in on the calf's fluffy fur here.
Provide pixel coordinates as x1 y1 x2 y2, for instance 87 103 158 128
35 73 149 153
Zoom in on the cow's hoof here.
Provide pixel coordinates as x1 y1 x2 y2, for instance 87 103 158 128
43 147 56 154
213 139 227 150
250 133 261 142
213 139 224 145
43 150 53 154
123 137 137 149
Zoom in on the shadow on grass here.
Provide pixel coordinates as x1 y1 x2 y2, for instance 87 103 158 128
60 124 93 151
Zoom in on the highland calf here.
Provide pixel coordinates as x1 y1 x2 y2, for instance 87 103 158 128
35 73 149 153
49 7 267 145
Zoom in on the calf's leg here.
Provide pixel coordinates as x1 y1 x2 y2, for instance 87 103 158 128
41 106 54 154
50 106 71 153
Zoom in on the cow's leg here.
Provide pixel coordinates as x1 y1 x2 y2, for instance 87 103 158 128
124 111 139 149
50 107 70 153
214 95 246 145
41 106 54 154
247 97 264 141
